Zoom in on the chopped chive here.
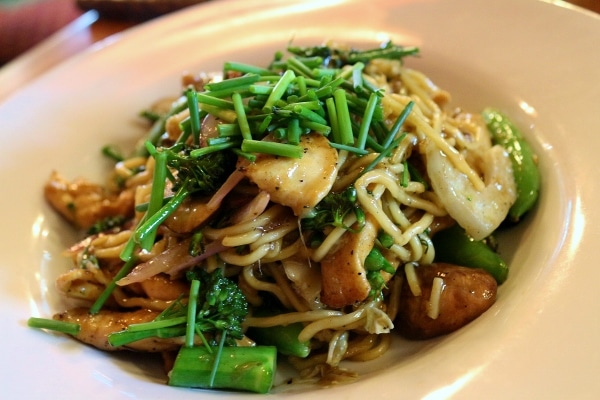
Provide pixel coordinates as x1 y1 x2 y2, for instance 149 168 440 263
257 114 273 134
127 316 188 332
232 92 252 140
362 134 406 175
249 84 273 95
356 91 381 150
223 62 272 76
109 326 186 347
328 142 369 155
28 317 80 336
296 75 307 96
190 140 238 158
291 104 327 125
199 104 237 123
186 280 201 348
204 74 261 92
286 118 302 145
241 139 303 158
134 184 190 246
186 88 201 145
141 149 168 250
333 88 354 145
217 123 240 137
299 120 331 136
383 101 414 149
325 97 341 143
286 57 315 79
232 148 257 162
196 93 236 110
337 61 364 80
263 69 296 112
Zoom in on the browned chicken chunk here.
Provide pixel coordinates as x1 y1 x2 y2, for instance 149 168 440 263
44 171 134 230
395 263 497 339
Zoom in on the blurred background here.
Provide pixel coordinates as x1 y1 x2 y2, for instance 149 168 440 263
0 0 599 67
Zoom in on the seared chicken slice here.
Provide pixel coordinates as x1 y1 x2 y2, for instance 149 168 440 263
241 133 339 217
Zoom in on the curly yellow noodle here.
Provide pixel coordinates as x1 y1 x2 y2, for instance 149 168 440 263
242 265 292 309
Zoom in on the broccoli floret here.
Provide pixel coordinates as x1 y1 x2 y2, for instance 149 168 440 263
186 267 248 343
300 186 365 234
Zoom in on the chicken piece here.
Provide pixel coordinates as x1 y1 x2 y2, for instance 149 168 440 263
54 307 183 352
241 133 339 217
395 263 497 339
319 216 379 308
44 171 134 230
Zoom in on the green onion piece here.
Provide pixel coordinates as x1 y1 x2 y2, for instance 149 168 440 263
27 317 80 336
139 149 168 251
241 139 303 158
186 280 201 348
383 101 414 148
326 97 341 143
296 75 307 96
232 148 257 162
299 120 331 136
186 88 201 145
356 91 380 150
223 62 272 76
196 92 236 110
362 134 406 174
287 118 301 145
292 104 328 125
217 123 240 137
232 92 252 140
108 326 186 347
204 74 261 92
329 142 369 155
134 184 190 245
287 57 315 79
263 69 296 112
333 88 354 145
257 114 273 134
248 84 273 95
208 331 227 387
337 61 364 80
198 104 237 123
126 316 188 332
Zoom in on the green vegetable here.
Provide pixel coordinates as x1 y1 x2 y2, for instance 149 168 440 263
247 322 310 358
168 345 277 394
432 224 508 284
27 317 81 336
301 186 365 233
482 108 540 222
364 247 396 298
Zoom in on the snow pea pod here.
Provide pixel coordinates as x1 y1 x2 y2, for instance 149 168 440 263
482 108 540 222
432 224 508 284
247 322 311 358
